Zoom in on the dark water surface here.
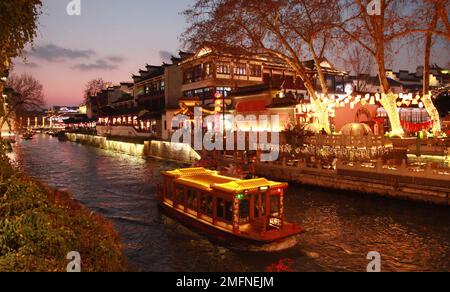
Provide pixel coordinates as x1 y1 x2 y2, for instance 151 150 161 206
9 135 450 272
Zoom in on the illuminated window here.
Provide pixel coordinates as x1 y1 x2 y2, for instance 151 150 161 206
184 70 193 84
234 63 247 76
217 63 230 74
216 87 231 98
270 196 280 217
194 65 203 82
249 64 262 77
204 63 212 78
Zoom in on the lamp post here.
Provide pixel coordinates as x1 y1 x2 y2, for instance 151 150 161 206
215 92 226 153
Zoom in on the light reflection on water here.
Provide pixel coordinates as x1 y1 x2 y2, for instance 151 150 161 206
9 135 450 272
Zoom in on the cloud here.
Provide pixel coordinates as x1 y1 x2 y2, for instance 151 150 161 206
15 61 39 69
28 44 96 62
72 59 118 71
159 50 175 63
106 56 125 63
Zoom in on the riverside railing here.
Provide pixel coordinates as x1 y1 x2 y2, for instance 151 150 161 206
304 135 392 148
254 157 450 189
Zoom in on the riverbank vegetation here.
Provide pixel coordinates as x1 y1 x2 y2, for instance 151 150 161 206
0 141 127 272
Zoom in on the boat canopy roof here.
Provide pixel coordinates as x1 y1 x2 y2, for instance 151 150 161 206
162 168 288 194
212 178 287 193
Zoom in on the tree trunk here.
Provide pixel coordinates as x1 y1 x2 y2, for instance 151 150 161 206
0 109 14 138
308 41 329 97
422 9 442 136
265 49 332 134
303 79 331 135
375 49 404 136
423 36 432 95
307 41 331 134
0 82 4 139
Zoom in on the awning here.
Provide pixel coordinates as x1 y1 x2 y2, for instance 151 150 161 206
236 99 268 113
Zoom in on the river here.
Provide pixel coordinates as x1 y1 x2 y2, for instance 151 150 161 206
8 134 450 272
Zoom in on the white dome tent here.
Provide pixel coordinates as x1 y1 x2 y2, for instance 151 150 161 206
340 123 373 136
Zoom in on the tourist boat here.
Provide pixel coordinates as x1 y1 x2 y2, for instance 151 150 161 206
158 168 305 252
22 132 33 140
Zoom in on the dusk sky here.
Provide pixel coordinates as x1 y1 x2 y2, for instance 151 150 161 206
12 0 449 107
13 0 193 106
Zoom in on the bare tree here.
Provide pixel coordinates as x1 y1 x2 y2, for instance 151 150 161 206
339 0 420 136
343 45 375 92
419 0 447 135
1 73 45 135
84 78 111 116
183 0 347 134
84 78 110 102
340 0 449 136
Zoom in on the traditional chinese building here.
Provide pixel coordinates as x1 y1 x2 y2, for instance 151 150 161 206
93 58 183 140
175 46 348 133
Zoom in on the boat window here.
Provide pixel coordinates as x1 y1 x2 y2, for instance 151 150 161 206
217 198 225 219
261 193 266 217
176 186 185 206
270 196 280 217
166 181 173 199
216 198 233 223
254 194 260 218
187 189 197 210
225 201 233 223
239 198 250 224
200 193 213 217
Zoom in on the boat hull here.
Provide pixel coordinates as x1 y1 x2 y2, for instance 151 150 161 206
159 202 303 252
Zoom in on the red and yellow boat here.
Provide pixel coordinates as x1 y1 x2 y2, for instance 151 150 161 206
158 168 304 252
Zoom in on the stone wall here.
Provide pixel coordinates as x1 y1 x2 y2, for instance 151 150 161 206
146 140 200 164
66 133 145 157
254 160 450 206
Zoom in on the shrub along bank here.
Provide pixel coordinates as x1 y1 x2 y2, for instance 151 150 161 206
0 140 127 272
